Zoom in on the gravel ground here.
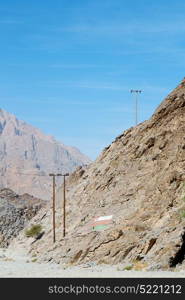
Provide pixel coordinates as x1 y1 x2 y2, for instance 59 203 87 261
0 248 185 278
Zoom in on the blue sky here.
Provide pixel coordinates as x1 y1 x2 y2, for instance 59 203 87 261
0 0 185 159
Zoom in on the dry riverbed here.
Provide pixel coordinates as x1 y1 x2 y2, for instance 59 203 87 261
0 248 185 278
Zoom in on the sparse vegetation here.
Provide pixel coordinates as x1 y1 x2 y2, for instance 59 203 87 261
180 210 185 219
182 196 185 202
179 183 185 220
181 183 185 202
117 259 148 271
117 263 133 271
31 253 37 257
25 224 42 238
132 260 148 271
123 265 133 271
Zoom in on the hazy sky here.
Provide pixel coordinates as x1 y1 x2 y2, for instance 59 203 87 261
1 0 185 159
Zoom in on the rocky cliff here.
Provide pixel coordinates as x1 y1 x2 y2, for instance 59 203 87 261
10 79 185 270
0 188 46 247
0 109 91 199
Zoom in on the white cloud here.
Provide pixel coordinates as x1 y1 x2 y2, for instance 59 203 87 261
37 80 128 91
49 64 101 69
55 20 185 36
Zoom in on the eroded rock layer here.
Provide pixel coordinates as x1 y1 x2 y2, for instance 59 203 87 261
0 188 46 247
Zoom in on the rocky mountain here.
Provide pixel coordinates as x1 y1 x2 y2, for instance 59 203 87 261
9 78 185 270
0 188 46 247
0 109 91 199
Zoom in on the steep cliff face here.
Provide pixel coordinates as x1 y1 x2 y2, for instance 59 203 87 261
0 109 91 199
0 188 46 247
10 79 185 270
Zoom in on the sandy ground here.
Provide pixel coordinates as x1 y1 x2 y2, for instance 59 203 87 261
0 248 185 278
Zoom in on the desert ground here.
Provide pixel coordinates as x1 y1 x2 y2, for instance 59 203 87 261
0 248 185 278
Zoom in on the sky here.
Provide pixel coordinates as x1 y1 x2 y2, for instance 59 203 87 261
0 0 185 159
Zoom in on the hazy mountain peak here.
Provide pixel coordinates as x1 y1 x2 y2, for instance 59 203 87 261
0 109 91 199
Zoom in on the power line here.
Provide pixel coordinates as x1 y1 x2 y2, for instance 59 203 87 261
0 172 62 177
10 173 47 176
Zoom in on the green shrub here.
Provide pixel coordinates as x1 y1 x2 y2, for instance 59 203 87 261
182 195 185 202
123 265 133 271
25 224 42 238
31 253 37 257
180 210 185 219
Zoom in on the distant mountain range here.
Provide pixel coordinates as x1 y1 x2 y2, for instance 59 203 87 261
0 109 91 199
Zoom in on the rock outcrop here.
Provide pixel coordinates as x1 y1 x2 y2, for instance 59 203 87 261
0 109 91 199
0 188 46 247
10 79 185 270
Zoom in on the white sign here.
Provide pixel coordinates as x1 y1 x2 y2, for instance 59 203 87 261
94 215 113 222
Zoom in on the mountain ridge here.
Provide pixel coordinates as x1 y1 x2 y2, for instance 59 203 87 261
0 108 91 199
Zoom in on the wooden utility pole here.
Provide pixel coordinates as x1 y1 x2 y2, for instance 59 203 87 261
49 173 69 242
62 173 69 237
49 173 56 243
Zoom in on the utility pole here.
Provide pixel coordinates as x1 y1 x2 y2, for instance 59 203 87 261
62 173 69 237
130 89 142 125
49 173 69 242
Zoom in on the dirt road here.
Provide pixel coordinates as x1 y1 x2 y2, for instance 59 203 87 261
0 248 185 278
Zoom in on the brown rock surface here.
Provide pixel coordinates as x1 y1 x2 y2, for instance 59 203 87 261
0 188 46 247
10 79 185 269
